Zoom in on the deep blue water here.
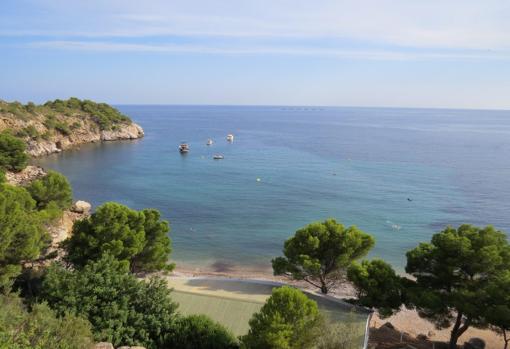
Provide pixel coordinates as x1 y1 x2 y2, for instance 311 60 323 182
35 106 510 272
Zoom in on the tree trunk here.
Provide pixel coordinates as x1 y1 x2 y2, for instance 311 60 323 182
449 312 463 349
319 274 328 294
503 328 508 349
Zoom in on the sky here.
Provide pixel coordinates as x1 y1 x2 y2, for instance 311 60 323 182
1 0 510 109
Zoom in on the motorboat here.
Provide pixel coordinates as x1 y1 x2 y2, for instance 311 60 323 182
207 139 213 146
179 142 189 153
213 154 224 160
226 134 234 142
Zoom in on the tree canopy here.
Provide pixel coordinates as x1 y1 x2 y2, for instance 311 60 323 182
163 314 239 349
405 224 510 349
40 254 178 349
483 270 510 349
0 184 48 291
0 293 94 349
241 286 322 349
64 202 174 272
272 219 374 294
0 131 28 172
347 259 404 318
27 170 73 210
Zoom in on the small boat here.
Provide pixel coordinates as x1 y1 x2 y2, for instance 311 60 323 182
206 139 213 146
179 142 189 153
213 155 224 160
226 134 234 142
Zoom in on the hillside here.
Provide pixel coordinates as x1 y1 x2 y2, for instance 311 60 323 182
0 98 143 156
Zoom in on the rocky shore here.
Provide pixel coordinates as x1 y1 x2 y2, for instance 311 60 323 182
26 122 144 156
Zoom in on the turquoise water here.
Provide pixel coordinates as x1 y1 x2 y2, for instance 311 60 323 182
35 106 510 272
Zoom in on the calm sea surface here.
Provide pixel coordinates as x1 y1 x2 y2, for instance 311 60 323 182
35 106 510 272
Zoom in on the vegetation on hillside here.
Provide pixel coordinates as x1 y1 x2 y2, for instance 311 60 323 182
27 171 73 210
0 184 49 291
41 255 178 348
0 132 28 172
64 202 175 273
0 293 94 349
0 97 131 132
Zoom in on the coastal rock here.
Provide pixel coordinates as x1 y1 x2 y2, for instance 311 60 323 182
94 343 114 349
101 123 144 141
72 200 92 214
25 123 144 157
5 165 47 186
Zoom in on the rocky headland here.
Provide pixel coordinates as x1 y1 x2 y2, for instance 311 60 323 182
0 98 144 156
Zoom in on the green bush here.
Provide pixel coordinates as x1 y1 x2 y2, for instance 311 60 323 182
163 314 239 349
0 293 94 349
27 171 73 210
241 286 323 349
65 202 174 272
16 125 40 139
41 255 178 348
0 184 49 291
0 132 28 172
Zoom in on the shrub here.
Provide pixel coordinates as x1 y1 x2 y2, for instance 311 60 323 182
0 293 94 349
163 314 239 349
241 286 323 349
41 254 178 348
0 184 49 291
0 131 28 172
16 125 40 139
65 203 174 272
27 170 73 210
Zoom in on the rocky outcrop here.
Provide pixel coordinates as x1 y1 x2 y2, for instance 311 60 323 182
101 123 144 141
25 122 144 157
6 165 47 186
71 200 92 214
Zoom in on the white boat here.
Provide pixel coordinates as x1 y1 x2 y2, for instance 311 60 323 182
226 134 234 142
213 154 224 160
206 139 213 146
179 142 189 153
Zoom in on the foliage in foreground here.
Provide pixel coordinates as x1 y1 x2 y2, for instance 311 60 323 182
347 224 510 349
64 202 174 272
163 314 239 349
40 254 178 349
27 170 73 210
315 314 365 349
272 219 374 294
0 184 49 291
241 286 323 349
0 131 28 172
347 258 404 317
0 293 94 349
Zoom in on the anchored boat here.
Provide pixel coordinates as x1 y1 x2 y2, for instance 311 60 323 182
179 142 189 153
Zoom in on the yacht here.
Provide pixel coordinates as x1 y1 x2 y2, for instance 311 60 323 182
179 142 189 153
226 134 234 142
207 139 213 146
213 154 224 160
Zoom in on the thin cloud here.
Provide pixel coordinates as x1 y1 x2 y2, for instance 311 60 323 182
27 40 510 61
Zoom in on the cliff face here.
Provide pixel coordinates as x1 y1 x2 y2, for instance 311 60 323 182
25 122 144 156
0 98 144 156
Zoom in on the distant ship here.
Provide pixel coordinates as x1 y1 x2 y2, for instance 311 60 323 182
213 154 224 160
226 134 234 142
179 142 189 153
207 139 213 146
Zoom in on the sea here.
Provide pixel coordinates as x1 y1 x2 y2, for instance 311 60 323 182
34 106 510 272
